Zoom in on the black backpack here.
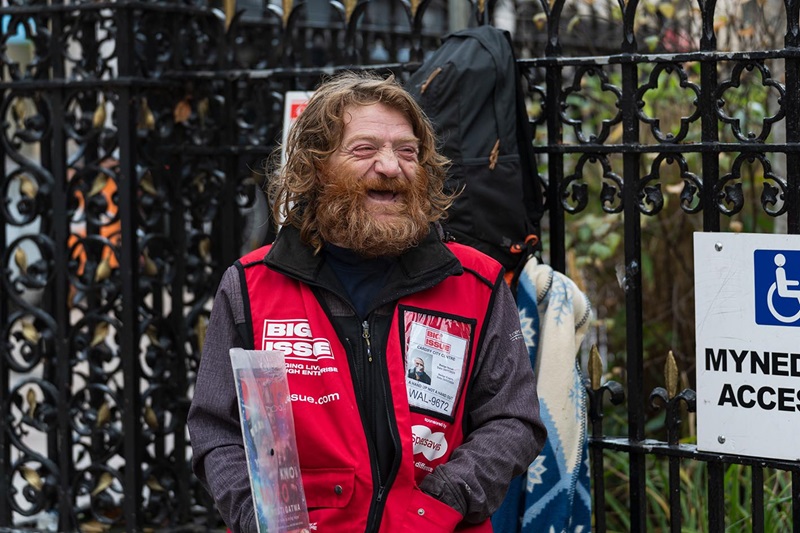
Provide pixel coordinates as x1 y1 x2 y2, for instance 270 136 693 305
406 25 544 277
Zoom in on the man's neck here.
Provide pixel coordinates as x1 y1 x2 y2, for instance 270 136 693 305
322 244 398 319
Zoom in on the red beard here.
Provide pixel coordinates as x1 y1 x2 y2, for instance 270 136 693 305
314 163 432 257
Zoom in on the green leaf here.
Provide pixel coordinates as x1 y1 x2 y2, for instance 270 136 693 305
588 241 612 260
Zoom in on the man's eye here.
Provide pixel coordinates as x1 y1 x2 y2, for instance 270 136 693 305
397 147 418 158
352 146 377 156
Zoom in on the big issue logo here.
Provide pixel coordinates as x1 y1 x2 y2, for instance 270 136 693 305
261 319 334 362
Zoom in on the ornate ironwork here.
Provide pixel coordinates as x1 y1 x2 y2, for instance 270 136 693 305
3 0 800 531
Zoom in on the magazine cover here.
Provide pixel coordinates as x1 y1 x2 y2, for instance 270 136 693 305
230 348 310 533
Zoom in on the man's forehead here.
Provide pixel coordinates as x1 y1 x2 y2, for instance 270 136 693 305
342 103 415 135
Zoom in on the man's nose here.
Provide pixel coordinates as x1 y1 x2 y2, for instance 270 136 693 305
373 147 401 177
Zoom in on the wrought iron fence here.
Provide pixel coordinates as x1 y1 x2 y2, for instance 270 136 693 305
1 0 799 531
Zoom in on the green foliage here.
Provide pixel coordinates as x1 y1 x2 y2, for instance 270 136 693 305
601 452 794 531
566 213 622 265
544 2 793 531
549 56 786 412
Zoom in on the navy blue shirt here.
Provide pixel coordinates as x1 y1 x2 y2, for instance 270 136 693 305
323 244 398 319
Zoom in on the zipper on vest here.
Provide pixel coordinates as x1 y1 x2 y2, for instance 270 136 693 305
366 483 386 532
362 320 372 362
362 316 392 533
366 339 402 533
343 336 365 398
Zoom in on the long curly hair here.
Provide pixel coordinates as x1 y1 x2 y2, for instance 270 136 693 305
269 70 453 253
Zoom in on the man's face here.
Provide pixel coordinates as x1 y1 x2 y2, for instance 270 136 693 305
414 359 424 371
314 103 431 257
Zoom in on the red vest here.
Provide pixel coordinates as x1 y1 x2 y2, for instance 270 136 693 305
238 243 499 533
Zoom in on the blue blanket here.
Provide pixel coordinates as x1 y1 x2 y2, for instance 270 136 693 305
492 258 593 533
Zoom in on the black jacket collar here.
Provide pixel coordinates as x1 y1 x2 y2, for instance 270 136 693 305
263 224 463 299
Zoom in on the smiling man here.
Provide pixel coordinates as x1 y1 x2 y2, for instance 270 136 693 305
187 71 545 533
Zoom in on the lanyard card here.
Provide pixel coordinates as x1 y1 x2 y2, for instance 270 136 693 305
403 311 473 420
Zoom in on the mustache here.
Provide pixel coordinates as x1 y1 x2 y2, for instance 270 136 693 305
319 176 413 221
312 165 432 257
326 176 408 195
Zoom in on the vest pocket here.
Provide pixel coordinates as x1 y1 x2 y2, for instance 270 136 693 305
301 467 355 508
400 487 463 532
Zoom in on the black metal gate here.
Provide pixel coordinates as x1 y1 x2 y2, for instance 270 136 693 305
2 0 799 531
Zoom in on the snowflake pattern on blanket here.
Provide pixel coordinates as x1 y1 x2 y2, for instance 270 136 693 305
492 258 592 533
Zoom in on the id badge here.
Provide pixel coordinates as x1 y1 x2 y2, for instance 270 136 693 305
402 309 474 420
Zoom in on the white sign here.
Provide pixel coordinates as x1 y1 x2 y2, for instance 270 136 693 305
694 232 800 461
281 91 313 165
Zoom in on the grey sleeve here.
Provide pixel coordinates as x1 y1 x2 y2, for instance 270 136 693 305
187 266 257 533
419 279 546 523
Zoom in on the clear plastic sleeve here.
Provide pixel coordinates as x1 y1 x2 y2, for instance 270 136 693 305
230 348 310 533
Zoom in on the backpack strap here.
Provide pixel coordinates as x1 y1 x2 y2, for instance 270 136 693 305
505 235 540 299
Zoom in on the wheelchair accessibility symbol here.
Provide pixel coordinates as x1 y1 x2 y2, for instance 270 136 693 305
755 249 800 326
